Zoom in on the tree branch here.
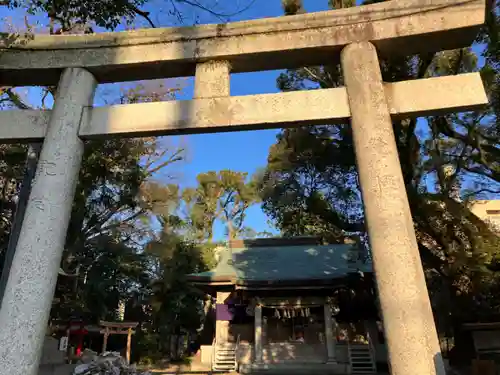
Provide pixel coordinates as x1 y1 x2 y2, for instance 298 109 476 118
463 188 500 199
145 149 184 176
417 52 436 78
128 4 156 28
176 0 257 21
2 88 31 109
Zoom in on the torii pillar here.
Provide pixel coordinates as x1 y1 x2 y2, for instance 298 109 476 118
342 42 445 375
0 68 96 375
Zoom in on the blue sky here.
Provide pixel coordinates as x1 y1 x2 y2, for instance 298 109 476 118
163 1 333 239
0 0 333 240
135 1 333 238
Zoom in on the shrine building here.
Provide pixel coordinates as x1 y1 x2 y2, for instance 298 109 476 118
187 237 387 374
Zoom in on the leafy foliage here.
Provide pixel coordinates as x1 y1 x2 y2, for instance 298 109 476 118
21 0 148 30
182 170 260 241
147 236 214 335
0 145 27 272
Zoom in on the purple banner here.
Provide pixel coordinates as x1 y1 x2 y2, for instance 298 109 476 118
216 304 234 321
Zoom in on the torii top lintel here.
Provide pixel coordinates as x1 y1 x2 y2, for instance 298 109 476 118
0 0 485 86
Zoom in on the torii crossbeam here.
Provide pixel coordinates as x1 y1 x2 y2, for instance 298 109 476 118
0 1 488 375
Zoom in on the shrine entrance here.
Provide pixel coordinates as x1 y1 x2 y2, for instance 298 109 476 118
0 1 489 375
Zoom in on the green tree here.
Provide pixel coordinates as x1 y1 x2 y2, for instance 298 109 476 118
137 169 259 358
53 235 151 322
144 221 216 358
50 85 187 323
1 0 257 32
0 144 27 271
182 170 260 241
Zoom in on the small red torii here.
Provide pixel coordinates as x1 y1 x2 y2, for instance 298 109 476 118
99 320 138 364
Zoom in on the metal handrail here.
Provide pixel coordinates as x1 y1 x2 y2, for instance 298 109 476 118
211 337 216 372
366 330 377 369
347 341 353 373
235 334 241 372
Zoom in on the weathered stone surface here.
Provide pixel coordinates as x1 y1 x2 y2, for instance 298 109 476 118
193 60 231 99
80 74 485 138
341 41 446 375
81 86 349 138
0 68 97 375
0 0 485 85
0 73 487 142
386 73 488 119
0 110 50 142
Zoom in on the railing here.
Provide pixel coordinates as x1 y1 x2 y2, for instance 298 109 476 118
211 337 216 372
366 330 377 364
348 335 376 374
347 341 352 373
235 334 241 372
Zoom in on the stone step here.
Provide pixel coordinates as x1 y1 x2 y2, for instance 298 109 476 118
348 344 375 375
352 363 375 367
352 371 376 372
213 365 236 372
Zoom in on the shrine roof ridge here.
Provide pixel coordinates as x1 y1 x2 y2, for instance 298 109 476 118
187 242 372 286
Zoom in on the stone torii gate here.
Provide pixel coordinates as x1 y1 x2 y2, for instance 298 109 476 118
0 0 488 374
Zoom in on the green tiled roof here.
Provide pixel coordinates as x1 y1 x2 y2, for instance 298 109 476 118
188 244 372 284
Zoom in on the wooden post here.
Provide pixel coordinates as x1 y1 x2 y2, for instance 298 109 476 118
102 328 109 353
254 305 263 364
126 328 132 364
65 326 71 362
324 301 336 363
